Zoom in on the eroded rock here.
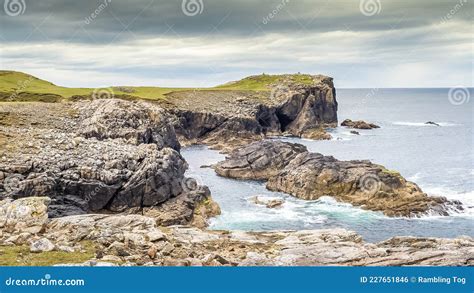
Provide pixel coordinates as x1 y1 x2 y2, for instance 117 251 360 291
215 140 462 217
341 119 380 129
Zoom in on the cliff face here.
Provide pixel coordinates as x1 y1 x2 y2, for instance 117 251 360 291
164 75 338 151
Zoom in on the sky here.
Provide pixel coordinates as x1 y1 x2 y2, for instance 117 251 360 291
0 0 472 88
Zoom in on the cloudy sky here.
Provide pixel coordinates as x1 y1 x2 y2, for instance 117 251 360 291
0 0 472 88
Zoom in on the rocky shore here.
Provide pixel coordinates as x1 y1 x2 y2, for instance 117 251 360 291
214 140 462 217
0 74 471 267
1 197 472 266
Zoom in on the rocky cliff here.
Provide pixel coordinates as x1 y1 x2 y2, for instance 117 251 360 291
163 75 337 152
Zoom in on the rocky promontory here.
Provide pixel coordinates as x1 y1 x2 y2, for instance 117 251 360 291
214 140 462 217
163 75 337 152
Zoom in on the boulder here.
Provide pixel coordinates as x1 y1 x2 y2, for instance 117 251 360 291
341 119 380 129
76 99 180 150
0 197 50 234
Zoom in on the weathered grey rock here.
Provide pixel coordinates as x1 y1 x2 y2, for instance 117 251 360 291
341 119 380 129
214 140 307 180
0 197 50 234
0 100 213 225
76 99 180 150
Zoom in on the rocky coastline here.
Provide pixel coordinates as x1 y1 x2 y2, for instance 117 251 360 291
0 75 472 266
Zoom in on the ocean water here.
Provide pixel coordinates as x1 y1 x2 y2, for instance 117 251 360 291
181 88 474 242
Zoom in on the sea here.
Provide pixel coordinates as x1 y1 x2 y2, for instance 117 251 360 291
182 88 473 242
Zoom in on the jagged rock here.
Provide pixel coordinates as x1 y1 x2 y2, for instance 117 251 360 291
214 140 307 180
141 186 220 228
165 75 337 151
425 121 440 126
341 119 380 129
0 100 214 226
0 197 50 234
350 130 360 135
250 196 284 208
76 99 180 150
215 140 461 217
30 238 55 252
266 151 461 217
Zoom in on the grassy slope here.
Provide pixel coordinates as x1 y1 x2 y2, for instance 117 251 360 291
0 71 315 101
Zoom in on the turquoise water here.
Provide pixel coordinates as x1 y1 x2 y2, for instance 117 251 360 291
181 88 474 242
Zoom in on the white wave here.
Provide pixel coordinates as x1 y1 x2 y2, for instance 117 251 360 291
392 121 460 127
424 186 474 217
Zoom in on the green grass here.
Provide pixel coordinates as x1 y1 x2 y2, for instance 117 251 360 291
0 71 318 102
215 73 315 91
0 241 96 266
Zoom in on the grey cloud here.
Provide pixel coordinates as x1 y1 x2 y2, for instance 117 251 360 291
0 0 471 44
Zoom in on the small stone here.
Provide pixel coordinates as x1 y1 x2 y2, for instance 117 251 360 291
147 230 166 242
147 245 158 259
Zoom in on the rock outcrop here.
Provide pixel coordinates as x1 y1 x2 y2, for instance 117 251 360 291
214 140 307 180
0 100 217 226
164 75 337 152
341 119 380 129
1 197 472 266
215 140 462 217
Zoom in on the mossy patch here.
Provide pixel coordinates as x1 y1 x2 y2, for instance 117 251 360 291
0 241 96 266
